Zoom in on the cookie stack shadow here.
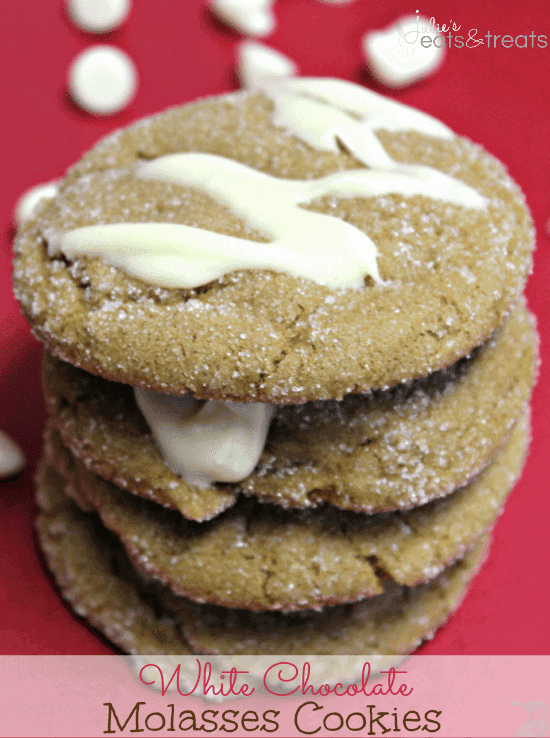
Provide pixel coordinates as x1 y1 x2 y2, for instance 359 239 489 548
35 300 537 656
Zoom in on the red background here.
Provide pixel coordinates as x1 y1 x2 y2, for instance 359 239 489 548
0 0 548 655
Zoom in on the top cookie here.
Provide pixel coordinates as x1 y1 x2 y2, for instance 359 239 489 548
13 78 533 401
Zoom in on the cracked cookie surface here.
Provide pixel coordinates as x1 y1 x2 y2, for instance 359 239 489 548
35 462 189 655
44 411 528 611
36 456 489 656
43 302 536 515
14 91 534 401
172 537 489 656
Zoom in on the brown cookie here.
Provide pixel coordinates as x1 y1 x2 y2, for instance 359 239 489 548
174 537 489 656
35 461 489 655
44 410 528 612
43 302 536 515
14 86 533 402
42 352 237 522
35 461 189 655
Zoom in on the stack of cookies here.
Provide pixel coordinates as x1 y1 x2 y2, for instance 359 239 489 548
13 78 536 656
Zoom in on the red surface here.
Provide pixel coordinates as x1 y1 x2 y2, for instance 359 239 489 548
0 0 548 655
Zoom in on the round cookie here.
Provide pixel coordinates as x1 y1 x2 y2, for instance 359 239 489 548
35 462 489 656
45 411 529 612
14 80 534 402
42 301 536 515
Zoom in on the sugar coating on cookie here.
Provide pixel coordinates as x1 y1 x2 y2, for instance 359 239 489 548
242 304 536 510
49 80 486 290
42 302 536 514
35 462 189 655
14 78 534 400
34 463 490 656
45 413 528 611
42 415 237 522
175 537 489 656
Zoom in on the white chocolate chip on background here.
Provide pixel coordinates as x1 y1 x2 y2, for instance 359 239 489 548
0 431 25 479
13 181 59 227
66 0 131 34
237 41 297 87
363 15 445 88
68 45 138 115
210 0 275 37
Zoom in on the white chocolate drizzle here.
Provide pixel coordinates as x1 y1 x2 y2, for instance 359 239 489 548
264 77 455 147
134 389 274 488
49 77 487 290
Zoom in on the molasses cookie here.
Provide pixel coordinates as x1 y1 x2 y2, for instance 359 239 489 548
43 352 238 522
44 410 528 612
14 78 534 401
35 462 189 655
173 537 490 656
42 301 536 515
36 456 489 656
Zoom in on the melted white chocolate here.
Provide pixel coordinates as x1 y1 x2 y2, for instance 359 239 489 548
49 79 490 481
264 77 454 144
134 389 274 488
49 77 487 290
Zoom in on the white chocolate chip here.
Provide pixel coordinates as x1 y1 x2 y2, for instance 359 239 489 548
211 0 275 37
14 181 59 227
0 431 25 479
66 0 131 33
237 41 297 88
363 15 445 88
68 45 138 115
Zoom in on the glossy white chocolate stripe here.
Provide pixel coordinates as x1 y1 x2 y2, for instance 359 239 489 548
134 389 274 488
264 77 454 141
49 78 486 290
51 79 488 483
51 152 484 290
